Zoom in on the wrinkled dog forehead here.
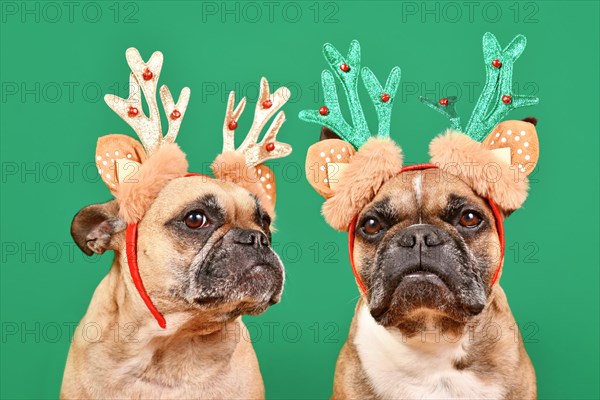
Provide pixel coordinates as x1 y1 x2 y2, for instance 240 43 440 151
144 176 260 224
360 170 493 219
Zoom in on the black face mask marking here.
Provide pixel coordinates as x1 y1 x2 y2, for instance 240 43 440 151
356 186 497 330
165 192 284 318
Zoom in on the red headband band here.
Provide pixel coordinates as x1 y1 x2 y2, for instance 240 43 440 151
347 164 505 296
125 172 210 329
126 167 505 328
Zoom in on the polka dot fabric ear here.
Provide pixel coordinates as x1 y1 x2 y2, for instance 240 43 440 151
305 139 355 198
95 134 147 193
482 120 539 176
255 164 277 206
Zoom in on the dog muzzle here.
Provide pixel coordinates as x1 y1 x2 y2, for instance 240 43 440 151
346 164 506 296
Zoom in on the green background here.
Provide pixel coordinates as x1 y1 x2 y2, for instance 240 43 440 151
1 1 598 399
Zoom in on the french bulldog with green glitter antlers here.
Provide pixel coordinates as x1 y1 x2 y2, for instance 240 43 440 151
300 35 538 399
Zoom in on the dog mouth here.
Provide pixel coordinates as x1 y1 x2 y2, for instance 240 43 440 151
194 296 221 305
244 264 272 277
238 263 284 304
369 262 456 321
192 261 284 308
397 264 452 290
186 231 286 316
194 293 279 307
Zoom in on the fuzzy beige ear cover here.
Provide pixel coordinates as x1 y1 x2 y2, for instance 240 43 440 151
429 130 529 212
322 137 404 231
211 151 275 218
115 143 188 223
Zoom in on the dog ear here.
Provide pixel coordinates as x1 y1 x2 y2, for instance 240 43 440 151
305 132 356 198
303 127 357 198
71 200 126 256
429 123 537 215
305 128 404 231
483 118 539 215
481 118 539 177
320 126 342 141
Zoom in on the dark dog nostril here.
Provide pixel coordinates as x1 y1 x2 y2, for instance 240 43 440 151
465 301 486 315
424 233 442 247
399 234 416 247
260 234 269 247
398 225 444 248
233 228 268 249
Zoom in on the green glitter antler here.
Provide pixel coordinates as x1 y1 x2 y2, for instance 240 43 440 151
420 96 462 131
299 40 401 149
362 66 401 137
420 33 539 142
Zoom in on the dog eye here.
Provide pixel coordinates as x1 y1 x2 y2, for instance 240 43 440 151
459 211 482 228
362 218 382 235
184 211 210 229
261 215 271 232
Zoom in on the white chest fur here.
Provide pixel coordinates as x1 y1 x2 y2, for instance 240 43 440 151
353 306 504 400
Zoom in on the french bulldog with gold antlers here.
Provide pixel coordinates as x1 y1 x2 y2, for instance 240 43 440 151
300 35 538 399
61 48 292 399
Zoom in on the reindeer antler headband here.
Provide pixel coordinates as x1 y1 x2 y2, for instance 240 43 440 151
423 33 539 210
97 49 291 223
94 48 292 328
301 35 540 231
421 33 538 142
212 77 292 215
300 40 405 229
299 40 401 149
97 48 191 223
301 35 539 289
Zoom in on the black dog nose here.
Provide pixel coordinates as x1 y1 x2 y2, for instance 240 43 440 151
232 228 269 248
398 225 443 248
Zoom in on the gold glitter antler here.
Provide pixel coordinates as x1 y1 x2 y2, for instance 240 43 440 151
104 48 191 156
222 77 292 167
